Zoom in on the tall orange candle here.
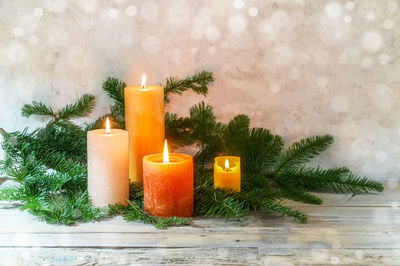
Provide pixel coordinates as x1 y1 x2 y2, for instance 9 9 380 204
214 156 241 192
143 140 193 217
125 74 164 183
87 118 129 207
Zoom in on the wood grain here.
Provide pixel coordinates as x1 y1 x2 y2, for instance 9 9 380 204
0 187 398 265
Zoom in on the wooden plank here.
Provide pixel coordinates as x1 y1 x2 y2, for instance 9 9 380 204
1 247 399 265
1 247 400 266
0 186 398 264
0 206 399 233
0 247 261 265
262 248 400 265
1 231 399 249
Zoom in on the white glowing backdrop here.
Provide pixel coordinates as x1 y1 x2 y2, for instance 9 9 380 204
0 0 399 183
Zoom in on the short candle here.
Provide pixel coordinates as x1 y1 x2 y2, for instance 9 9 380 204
87 118 129 207
143 140 193 217
214 156 241 192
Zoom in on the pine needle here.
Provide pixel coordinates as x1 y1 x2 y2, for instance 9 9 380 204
57 94 96 120
164 71 214 103
275 135 334 171
21 101 55 118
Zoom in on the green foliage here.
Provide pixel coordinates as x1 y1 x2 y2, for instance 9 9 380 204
22 94 95 122
102 77 126 128
123 199 191 229
275 135 334 171
57 94 96 120
195 186 250 220
0 70 384 228
22 101 54 118
165 112 193 148
279 166 384 194
164 71 214 103
262 200 307 223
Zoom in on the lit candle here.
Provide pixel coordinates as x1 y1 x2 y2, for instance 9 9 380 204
143 140 193 217
214 156 241 192
87 117 129 207
125 74 164 183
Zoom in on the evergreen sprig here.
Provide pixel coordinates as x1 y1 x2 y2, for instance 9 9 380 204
275 135 334 171
57 94 96 120
22 94 95 122
279 166 383 194
0 71 384 228
102 77 126 128
164 71 214 103
21 101 54 118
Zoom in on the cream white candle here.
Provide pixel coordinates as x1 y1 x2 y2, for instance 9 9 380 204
87 118 129 207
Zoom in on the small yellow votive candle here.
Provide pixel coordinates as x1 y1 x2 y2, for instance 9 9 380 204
214 156 241 192
87 118 129 207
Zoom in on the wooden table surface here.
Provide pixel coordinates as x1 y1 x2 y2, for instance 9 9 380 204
0 187 399 265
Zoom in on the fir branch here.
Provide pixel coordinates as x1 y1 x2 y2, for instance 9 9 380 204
275 135 334 171
102 77 126 127
124 200 157 224
26 191 102 225
123 200 192 229
165 112 193 148
262 200 307 223
222 114 250 155
224 114 250 141
104 204 131 217
277 184 323 205
0 186 23 201
129 182 144 201
155 217 192 229
195 186 249 220
281 166 384 194
190 101 217 143
103 77 126 108
21 101 55 118
57 94 96 120
164 71 214 104
237 128 283 174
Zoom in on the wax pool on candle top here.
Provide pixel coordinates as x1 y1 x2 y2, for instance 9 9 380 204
87 120 129 207
143 147 193 218
214 156 241 192
125 75 164 183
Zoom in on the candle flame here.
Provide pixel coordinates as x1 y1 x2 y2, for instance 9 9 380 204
141 74 146 88
225 159 229 169
106 117 111 134
163 140 169 163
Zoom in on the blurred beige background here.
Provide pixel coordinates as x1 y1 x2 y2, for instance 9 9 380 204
0 0 399 182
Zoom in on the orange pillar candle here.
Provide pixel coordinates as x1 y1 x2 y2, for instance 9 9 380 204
143 140 193 217
87 118 129 207
214 156 241 192
125 74 164 183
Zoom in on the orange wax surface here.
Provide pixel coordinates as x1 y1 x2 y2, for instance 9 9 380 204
125 85 164 183
214 156 241 192
143 153 193 217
